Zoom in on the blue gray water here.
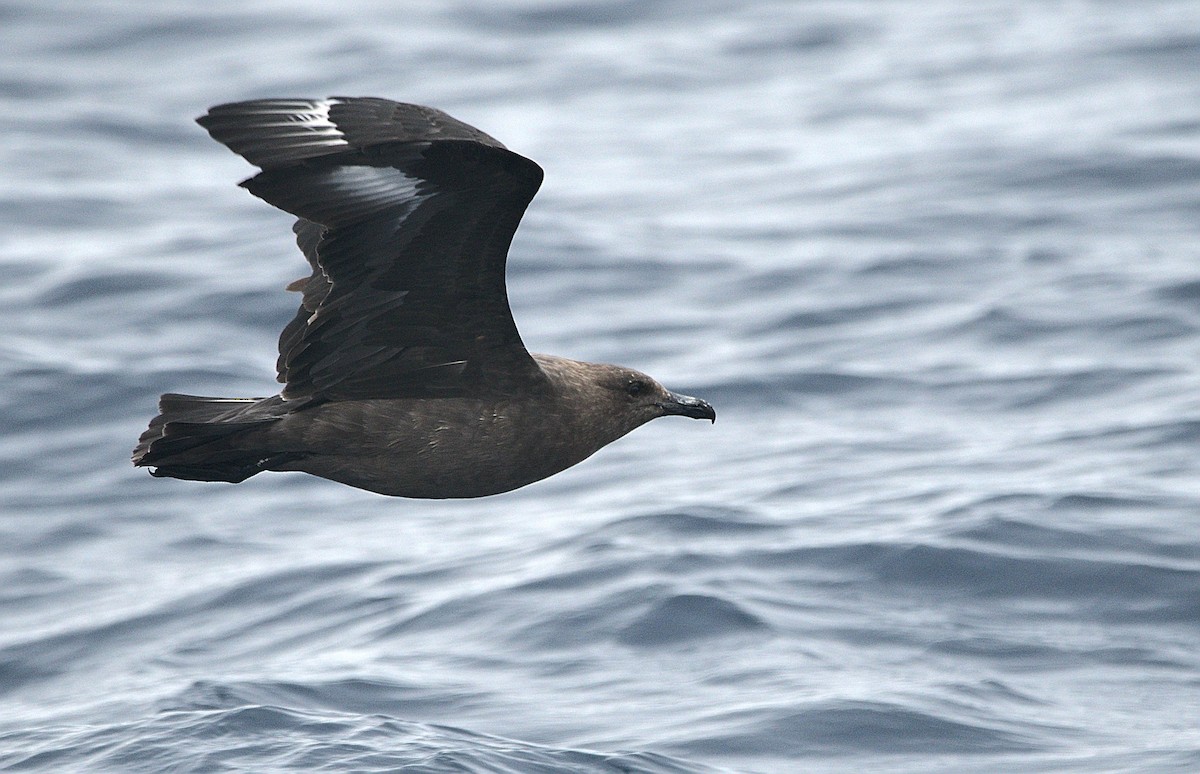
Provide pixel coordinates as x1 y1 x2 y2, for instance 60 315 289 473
2 1 1199 771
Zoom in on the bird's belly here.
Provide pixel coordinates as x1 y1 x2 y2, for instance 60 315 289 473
272 399 594 498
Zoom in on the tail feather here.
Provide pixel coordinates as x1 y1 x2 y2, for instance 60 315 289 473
133 393 294 483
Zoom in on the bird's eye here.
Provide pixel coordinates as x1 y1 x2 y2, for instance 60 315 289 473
626 379 645 396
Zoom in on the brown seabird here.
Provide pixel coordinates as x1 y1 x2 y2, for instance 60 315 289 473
133 97 715 498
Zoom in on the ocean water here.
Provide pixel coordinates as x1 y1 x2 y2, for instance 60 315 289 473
2 0 1199 771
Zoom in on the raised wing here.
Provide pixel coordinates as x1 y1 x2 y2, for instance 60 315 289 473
196 97 547 402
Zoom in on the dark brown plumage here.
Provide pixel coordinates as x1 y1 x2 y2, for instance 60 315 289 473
133 97 714 498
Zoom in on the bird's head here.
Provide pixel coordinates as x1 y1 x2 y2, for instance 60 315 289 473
532 355 715 448
598 367 716 425
569 362 715 441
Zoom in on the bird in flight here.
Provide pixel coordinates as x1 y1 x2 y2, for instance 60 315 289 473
133 97 714 498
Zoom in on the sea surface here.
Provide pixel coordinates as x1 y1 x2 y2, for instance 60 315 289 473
2 1 1199 771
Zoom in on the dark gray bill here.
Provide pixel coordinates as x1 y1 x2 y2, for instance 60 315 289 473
658 392 716 423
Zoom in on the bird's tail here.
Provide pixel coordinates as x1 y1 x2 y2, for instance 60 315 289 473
133 393 295 483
